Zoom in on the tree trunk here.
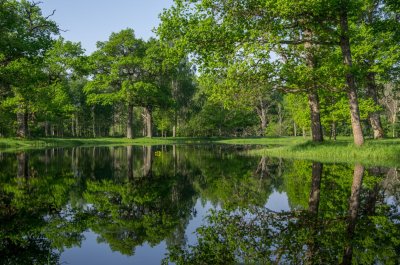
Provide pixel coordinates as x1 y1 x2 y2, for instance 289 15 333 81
16 105 28 138
293 122 297 137
144 107 153 138
256 98 268 136
366 72 384 139
331 122 337 141
127 104 134 139
339 11 364 146
260 106 267 136
304 28 324 142
173 110 177 137
342 164 364 265
308 91 324 142
92 106 96 138
302 127 306 138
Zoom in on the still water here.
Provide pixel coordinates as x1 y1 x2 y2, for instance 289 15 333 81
0 145 398 264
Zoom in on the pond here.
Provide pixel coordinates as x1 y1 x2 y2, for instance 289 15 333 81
0 145 399 264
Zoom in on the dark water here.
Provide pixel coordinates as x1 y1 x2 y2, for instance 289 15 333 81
0 145 398 264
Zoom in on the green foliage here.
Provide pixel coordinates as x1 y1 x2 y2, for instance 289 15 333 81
284 94 310 129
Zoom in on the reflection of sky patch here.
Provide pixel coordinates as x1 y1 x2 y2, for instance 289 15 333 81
61 231 167 265
265 190 291 212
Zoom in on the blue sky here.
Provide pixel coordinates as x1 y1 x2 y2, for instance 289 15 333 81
40 0 174 54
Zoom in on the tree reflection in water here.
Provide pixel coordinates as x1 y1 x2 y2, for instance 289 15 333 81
165 162 400 265
0 146 398 264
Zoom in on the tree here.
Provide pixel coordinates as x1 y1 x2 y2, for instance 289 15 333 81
284 94 311 137
0 0 59 138
85 29 146 139
40 38 87 137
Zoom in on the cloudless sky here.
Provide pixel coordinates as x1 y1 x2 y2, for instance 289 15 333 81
40 0 174 54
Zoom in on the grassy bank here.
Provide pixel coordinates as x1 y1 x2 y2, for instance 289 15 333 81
241 137 400 167
1 136 399 166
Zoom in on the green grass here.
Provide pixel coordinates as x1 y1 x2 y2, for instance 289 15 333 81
241 137 400 167
0 136 399 166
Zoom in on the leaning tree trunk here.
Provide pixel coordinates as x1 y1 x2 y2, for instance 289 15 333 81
366 72 384 139
340 11 364 146
127 104 134 139
144 106 153 138
16 105 28 138
304 28 324 142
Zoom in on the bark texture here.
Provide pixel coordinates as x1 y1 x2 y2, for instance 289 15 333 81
127 104 134 139
144 107 153 138
340 11 364 146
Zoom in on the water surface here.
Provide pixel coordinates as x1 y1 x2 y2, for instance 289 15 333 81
0 145 398 264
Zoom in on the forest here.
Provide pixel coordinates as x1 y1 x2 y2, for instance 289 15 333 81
0 0 399 146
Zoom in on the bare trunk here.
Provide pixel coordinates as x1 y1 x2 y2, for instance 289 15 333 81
341 164 364 265
16 105 28 138
308 91 324 142
144 107 153 138
256 98 268 136
340 11 364 146
293 122 297 137
127 104 133 139
366 72 384 139
302 127 306 138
